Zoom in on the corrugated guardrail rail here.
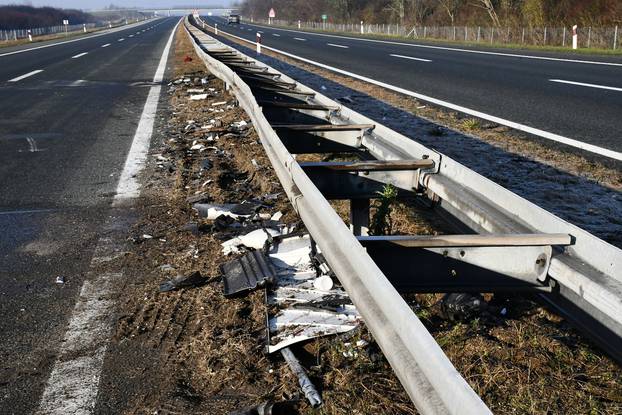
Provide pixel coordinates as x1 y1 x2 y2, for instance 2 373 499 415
184 15 622 414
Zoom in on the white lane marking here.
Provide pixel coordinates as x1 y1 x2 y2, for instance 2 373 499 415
213 25 622 161
118 38 125 41
71 52 88 59
136 31 140 34
36 19 182 415
8 69 44 82
129 34 134 37
549 79 622 92
390 53 432 62
238 22 622 67
101 43 111 48
294 37 306 41
69 80 87 87
0 19 160 58
327 43 349 48
273 33 280 37
0 208 56 215
26 137 39 152
114 18 178 203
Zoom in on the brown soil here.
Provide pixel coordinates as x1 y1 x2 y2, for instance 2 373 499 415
106 24 622 415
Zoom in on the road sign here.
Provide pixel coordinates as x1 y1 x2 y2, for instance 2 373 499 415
322 14 327 21
63 19 69 25
269 8 276 18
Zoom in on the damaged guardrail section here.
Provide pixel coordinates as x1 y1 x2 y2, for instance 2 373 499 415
184 15 622 412
183 18 491 415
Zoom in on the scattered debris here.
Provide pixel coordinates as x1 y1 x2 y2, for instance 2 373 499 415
212 101 227 106
55 276 65 284
281 347 323 408
230 400 299 415
221 227 282 254
440 292 487 321
187 88 205 93
159 271 208 292
193 202 266 220
222 251 276 297
190 94 208 101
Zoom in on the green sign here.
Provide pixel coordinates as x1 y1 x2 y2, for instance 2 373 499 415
321 14 327 21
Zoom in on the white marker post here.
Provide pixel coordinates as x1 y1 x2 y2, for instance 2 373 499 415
256 32 262 54
109 21 112 28
572 25 578 49
269 8 275 25
83 23 86 33
298 20 301 29
215 23 218 34
63 19 69 36
28 29 32 42
360 21 364 34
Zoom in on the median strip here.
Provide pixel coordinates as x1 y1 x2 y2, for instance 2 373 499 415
8 69 43 82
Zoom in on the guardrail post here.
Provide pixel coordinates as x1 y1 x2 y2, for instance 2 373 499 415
350 199 370 236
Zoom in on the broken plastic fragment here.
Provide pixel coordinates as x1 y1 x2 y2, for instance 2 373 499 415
313 275 333 292
55 276 65 284
222 228 282 255
222 251 276 297
190 94 208 101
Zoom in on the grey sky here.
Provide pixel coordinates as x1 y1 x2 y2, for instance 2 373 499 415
0 1 235 11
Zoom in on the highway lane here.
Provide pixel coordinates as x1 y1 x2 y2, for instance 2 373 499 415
0 16 178 413
205 16 622 156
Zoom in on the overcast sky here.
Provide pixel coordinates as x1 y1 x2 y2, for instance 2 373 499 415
0 1 235 10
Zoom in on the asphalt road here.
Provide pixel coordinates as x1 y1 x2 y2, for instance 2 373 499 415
205 16 622 154
0 17 177 414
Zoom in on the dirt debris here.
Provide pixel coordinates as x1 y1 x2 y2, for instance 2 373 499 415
103 24 622 415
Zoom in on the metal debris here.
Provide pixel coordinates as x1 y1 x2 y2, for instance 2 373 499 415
281 347 322 408
222 251 276 297
440 292 487 321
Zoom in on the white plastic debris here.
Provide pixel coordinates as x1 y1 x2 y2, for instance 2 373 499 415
190 143 205 151
211 101 227 106
271 211 283 221
313 275 333 292
55 276 65 284
187 88 205 93
190 94 208 101
232 120 248 129
142 234 153 239
222 228 282 255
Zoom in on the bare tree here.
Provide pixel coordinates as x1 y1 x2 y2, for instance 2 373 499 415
384 0 406 24
471 0 500 26
436 0 463 25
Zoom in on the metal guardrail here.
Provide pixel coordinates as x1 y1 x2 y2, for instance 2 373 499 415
184 15 622 413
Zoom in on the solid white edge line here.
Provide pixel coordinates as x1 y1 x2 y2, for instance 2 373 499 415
327 43 349 48
208 23 622 162
36 18 181 415
0 18 160 58
233 20 622 67
8 69 44 82
550 79 622 92
71 52 88 59
113 18 180 203
390 53 432 62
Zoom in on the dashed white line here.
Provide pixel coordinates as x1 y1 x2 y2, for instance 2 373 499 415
273 33 281 37
129 34 134 37
71 52 88 59
118 38 125 41
327 43 349 48
549 79 622 92
390 53 432 62
101 43 111 48
8 69 44 82
36 18 182 415
212 25 622 161
294 37 306 41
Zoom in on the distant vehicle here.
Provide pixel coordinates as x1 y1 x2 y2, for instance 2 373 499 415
228 14 240 24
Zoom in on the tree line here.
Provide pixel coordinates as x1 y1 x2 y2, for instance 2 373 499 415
240 0 622 27
0 5 95 30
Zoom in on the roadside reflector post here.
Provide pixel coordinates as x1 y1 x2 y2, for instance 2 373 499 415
83 23 86 33
562 26 566 46
256 32 262 54
572 25 578 49
298 20 301 29
109 21 112 28
360 21 364 34
614 25 618 50
215 23 218 34
27 29 32 42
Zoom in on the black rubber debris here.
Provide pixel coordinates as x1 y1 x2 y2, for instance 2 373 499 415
440 292 487 321
159 271 208 292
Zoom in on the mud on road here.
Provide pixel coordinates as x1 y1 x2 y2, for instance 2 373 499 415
94 25 622 415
